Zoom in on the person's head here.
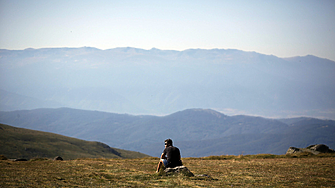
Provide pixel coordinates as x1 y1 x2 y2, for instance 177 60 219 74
164 139 173 147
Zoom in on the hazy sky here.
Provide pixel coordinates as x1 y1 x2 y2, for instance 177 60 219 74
1 0 334 61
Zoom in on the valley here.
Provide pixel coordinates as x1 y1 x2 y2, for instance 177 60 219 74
1 108 334 157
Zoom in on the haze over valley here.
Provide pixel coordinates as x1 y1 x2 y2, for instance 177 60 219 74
1 47 334 120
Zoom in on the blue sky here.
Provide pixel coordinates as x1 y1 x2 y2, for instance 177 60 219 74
1 0 334 61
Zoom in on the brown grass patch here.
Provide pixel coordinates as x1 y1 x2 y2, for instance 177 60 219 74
1 155 335 187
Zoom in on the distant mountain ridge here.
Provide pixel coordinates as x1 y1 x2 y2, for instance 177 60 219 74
1 47 334 119
1 108 334 157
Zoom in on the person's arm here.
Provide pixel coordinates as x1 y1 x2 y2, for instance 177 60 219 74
160 152 166 159
161 147 167 159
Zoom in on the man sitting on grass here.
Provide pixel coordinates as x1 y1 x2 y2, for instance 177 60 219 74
156 139 183 173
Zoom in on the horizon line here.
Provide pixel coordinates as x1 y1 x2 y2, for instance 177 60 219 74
1 46 330 61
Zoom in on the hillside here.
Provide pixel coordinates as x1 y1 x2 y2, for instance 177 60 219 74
0 123 148 160
1 108 334 157
1 47 334 119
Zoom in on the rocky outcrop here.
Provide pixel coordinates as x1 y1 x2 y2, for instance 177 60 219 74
164 166 194 177
286 144 334 155
162 166 215 180
53 156 63 161
286 147 302 154
13 158 28 161
308 144 333 153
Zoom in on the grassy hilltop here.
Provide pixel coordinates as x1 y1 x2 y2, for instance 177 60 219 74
1 154 335 187
0 123 148 160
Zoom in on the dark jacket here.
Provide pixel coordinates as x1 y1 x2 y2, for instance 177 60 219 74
163 146 183 168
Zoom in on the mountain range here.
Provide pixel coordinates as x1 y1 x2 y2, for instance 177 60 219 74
1 108 334 157
1 47 335 119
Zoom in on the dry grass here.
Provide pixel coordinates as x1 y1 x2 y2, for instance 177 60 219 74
1 155 335 187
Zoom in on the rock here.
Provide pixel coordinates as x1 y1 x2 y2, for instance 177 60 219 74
164 166 194 177
194 174 215 180
53 156 63 161
286 147 302 154
286 144 335 155
14 158 28 161
161 166 216 180
308 144 331 153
